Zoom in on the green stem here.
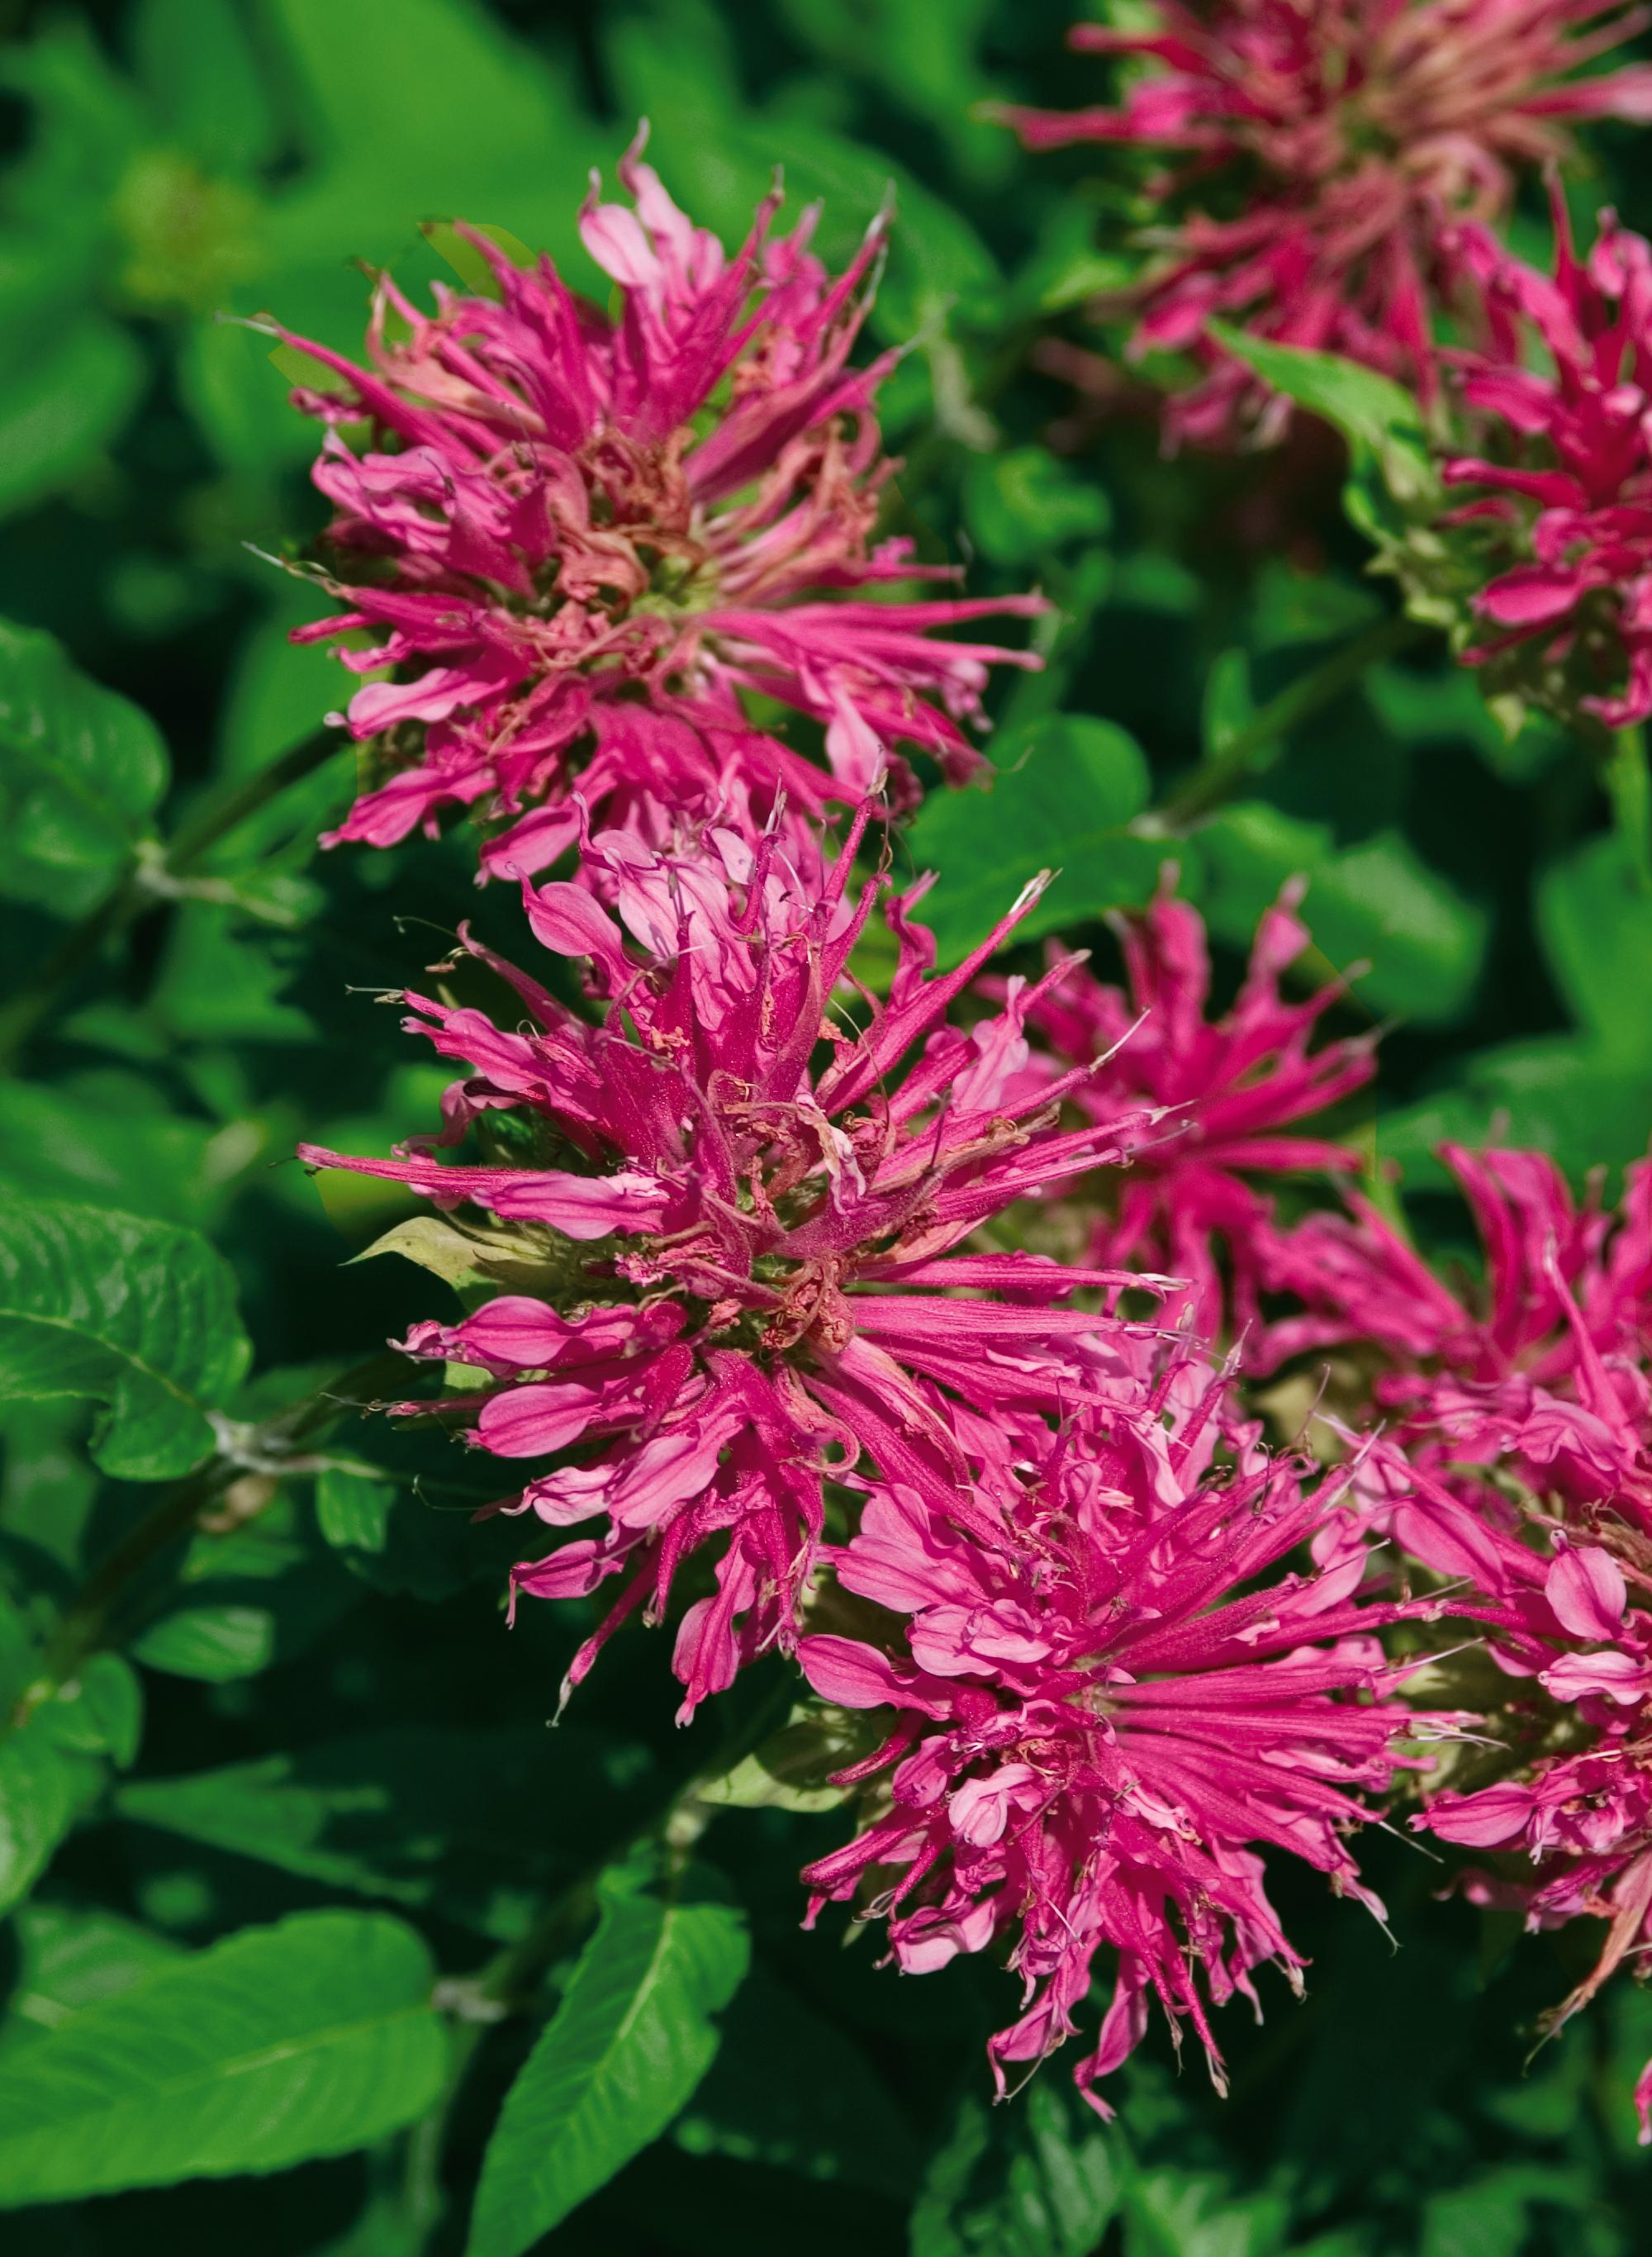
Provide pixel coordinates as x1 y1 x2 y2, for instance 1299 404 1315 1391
1602 725 1652 895
1151 611 1429 829
0 723 343 1073
15 1346 405 1719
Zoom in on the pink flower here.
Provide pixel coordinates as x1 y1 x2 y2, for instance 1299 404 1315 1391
1259 1138 1652 2132
1000 3 1652 448
1440 198 1652 726
797 1363 1439 2110
990 881 1374 1337
273 129 1042 863
1259 1145 1652 1518
299 810 1155 1719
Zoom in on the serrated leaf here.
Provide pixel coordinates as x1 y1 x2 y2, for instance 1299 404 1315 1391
0 619 166 895
0 1910 444 2203
116 1726 632 1940
0 1200 251 1479
465 1873 749 2256
906 714 1170 966
913 2081 1126 2257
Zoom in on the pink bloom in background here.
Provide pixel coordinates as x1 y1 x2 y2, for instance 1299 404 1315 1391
274 130 1041 864
1002 2 1652 447
1440 200 1652 726
990 881 1374 1338
799 1361 1438 2111
301 811 1157 1719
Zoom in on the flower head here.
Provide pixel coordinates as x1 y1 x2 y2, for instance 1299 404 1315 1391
300 811 1155 1718
274 131 1041 863
990 881 1374 1337
1438 199 1652 727
1004 3 1652 447
1255 1140 1652 2130
798 1364 1434 2110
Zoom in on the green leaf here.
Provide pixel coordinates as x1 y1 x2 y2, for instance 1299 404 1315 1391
40 1651 143 1764
0 1910 444 2204
465 1872 749 2256
131 1503 358 1680
1198 802 1487 1024
0 1903 183 2059
672 1964 920 2198
131 0 279 174
697 1702 885 1815
1208 324 1438 508
116 1726 628 1941
962 447 1111 566
1375 1036 1652 1189
1123 2170 1291 2257
0 1073 251 1225
0 318 145 525
0 620 167 900
0 1200 251 1479
906 713 1170 966
314 1453 510 1604
0 1720 103 1924
913 2080 1126 2257
1536 832 1652 1061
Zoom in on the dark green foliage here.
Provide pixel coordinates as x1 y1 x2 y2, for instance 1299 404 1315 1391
0 2 1648 2252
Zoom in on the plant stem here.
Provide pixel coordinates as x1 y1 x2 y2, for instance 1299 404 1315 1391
1150 611 1430 830
1603 725 1652 895
16 1346 405 1717
0 722 343 1072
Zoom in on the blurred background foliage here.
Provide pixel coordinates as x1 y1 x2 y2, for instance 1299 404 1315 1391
0 0 1649 2250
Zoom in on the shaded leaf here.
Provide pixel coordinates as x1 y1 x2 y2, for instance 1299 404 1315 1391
913 2079 1126 2257
0 1902 183 2059
1536 832 1652 1061
466 1871 749 2256
674 1963 920 2197
0 619 165 900
906 713 1167 965
1197 802 1486 1024
0 1911 444 2203
116 1726 636 1940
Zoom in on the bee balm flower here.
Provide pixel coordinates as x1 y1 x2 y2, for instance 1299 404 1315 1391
799 1371 1437 2111
1439 202 1652 728
1003 2 1652 448
274 131 1041 865
300 812 1156 1719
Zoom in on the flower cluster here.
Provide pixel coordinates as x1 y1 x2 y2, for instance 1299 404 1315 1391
275 132 1040 867
799 1367 1438 2109
301 811 1160 1721
1004 2 1652 447
277 127 1652 2133
1437 195 1652 728
1256 1145 1652 2127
